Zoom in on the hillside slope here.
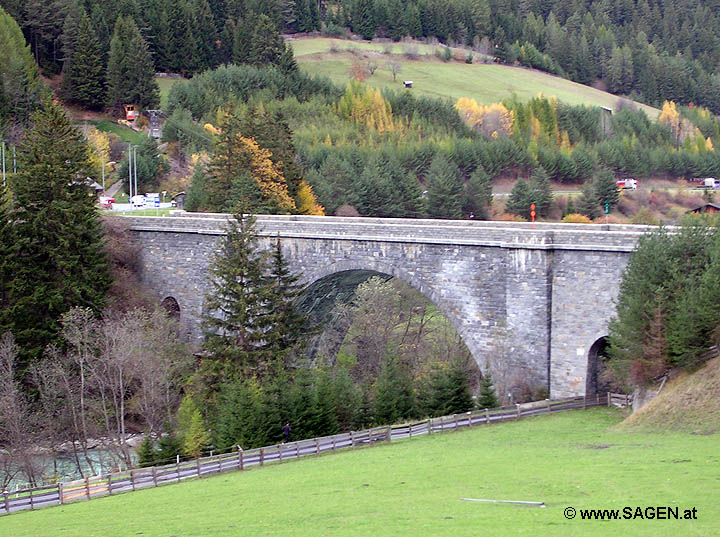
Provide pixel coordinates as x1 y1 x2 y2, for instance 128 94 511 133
292 38 659 117
617 358 720 434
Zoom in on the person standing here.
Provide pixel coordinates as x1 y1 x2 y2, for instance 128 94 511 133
282 423 291 443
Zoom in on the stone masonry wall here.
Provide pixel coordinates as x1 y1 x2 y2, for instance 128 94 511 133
128 214 645 398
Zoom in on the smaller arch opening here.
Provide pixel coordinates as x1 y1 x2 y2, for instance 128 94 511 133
161 296 181 320
586 337 611 396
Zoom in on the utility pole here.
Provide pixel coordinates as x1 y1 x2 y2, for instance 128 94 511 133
12 145 16 174
128 143 133 201
133 145 138 199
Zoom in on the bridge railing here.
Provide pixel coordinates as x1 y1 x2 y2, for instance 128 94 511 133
1 393 616 515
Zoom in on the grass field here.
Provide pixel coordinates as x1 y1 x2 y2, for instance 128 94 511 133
1 408 716 536
291 38 659 118
82 120 147 145
155 77 184 110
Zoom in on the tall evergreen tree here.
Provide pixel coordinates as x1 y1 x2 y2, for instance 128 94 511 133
0 101 111 373
61 8 105 110
477 369 499 409
266 237 309 362
527 165 553 217
577 178 600 219
593 167 619 211
462 166 493 219
106 15 160 113
202 211 275 376
505 178 532 219
425 155 463 219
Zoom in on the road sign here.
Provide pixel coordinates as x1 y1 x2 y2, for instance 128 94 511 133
604 200 610 215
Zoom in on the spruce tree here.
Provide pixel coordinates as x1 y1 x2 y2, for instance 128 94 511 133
249 14 286 67
425 155 463 219
443 359 474 414
137 435 158 467
477 370 499 409
202 211 275 376
61 8 105 110
267 237 309 361
505 179 532 219
577 179 600 219
106 15 160 113
527 166 553 218
462 167 493 219
593 168 619 211
0 101 111 374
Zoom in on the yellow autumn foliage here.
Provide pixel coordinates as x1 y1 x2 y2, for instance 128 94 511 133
296 180 325 215
455 97 514 138
336 81 398 133
86 128 110 174
238 136 295 211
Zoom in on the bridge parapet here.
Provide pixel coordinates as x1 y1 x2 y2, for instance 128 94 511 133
124 214 648 252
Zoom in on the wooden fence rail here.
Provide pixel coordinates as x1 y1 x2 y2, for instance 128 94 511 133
1 393 616 515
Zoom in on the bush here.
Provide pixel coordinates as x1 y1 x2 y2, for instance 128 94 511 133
562 213 592 223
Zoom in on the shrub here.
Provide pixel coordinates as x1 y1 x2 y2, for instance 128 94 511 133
631 208 660 225
497 212 527 221
465 51 474 64
562 213 592 223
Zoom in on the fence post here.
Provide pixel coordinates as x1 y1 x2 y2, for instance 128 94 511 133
295 442 300 458
428 418 432 434
3 490 9 513
315 438 320 455
278 444 283 463
29 488 34 510
454 414 459 429
386 426 392 443
260 448 265 466
626 394 630 407
332 436 337 451
107 474 113 495
607 392 611 407
583 394 587 409
467 411 472 427
485 408 490 424
176 457 180 481
130 470 135 491
351 431 356 447
85 476 91 499
152 467 158 487
58 482 64 505
408 424 412 438
239 450 244 471
196 458 201 478
516 404 521 419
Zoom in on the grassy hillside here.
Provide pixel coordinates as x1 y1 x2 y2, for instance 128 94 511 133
2 409 717 536
291 38 659 118
617 358 720 434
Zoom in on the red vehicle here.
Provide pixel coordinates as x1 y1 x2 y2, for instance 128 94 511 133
97 196 115 209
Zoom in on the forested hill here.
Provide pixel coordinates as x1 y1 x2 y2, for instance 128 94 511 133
3 0 720 112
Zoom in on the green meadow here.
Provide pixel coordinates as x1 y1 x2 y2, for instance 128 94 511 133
291 38 659 118
1 408 716 537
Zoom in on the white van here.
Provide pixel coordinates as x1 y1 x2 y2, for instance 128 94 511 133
130 195 145 207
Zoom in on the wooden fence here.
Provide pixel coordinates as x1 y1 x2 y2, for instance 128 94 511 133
1 393 617 515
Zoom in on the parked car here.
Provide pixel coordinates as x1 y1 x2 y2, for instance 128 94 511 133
97 196 115 209
130 195 145 207
616 178 638 190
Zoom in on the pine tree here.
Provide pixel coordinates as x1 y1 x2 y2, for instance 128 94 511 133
443 359 474 414
354 0 377 40
462 166 493 219
106 15 160 113
374 358 415 425
527 166 553 217
0 101 111 373
425 155 463 219
577 179 600 219
266 237 309 361
249 14 286 67
477 370 499 409
202 211 275 376
593 167 619 210
137 435 157 467
505 179 532 219
61 8 105 109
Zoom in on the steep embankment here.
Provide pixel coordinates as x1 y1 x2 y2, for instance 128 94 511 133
617 357 720 434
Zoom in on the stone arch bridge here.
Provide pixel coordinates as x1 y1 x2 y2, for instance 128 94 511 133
126 214 649 399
